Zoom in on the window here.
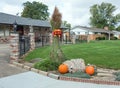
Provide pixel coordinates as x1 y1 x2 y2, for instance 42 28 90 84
78 32 80 34
0 30 4 36
5 29 9 36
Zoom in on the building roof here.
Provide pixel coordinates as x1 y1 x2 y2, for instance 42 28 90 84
72 25 113 33
0 12 67 29
0 12 49 27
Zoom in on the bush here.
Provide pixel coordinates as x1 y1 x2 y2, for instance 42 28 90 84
34 59 60 71
63 71 91 79
96 36 105 40
114 71 120 81
116 75 120 81
110 37 118 40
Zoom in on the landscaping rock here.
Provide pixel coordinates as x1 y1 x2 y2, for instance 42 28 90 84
92 76 116 81
63 58 85 73
91 68 118 81
97 73 114 77
30 58 42 63
97 68 117 74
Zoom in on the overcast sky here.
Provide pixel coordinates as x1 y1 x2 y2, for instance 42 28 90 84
0 0 120 27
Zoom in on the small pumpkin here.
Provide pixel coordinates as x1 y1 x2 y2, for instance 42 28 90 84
85 66 95 75
58 64 68 74
53 29 62 37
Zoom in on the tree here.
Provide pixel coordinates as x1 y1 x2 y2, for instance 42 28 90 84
116 26 120 31
90 2 120 30
63 21 71 29
21 1 49 20
50 7 66 64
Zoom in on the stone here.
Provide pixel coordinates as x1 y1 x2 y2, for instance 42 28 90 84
23 65 31 70
63 58 85 73
97 68 117 74
31 68 39 73
39 70 48 76
48 73 59 79
92 76 116 81
63 60 75 73
12 61 18 66
17 63 24 68
97 73 114 77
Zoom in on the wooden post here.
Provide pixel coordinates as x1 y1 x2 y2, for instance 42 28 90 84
108 31 110 40
87 31 90 43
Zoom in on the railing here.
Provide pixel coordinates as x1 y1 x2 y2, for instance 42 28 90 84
63 35 87 44
19 36 30 56
35 36 50 48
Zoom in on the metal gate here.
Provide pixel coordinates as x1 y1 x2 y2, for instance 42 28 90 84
19 35 30 56
35 36 50 47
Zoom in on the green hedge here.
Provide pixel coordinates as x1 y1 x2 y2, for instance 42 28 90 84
34 59 60 71
96 36 106 40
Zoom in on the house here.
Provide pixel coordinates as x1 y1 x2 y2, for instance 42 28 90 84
70 26 114 41
112 30 120 39
0 12 51 43
0 12 66 44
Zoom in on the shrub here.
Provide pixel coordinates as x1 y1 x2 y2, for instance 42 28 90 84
34 59 60 71
114 71 120 76
110 37 118 40
96 36 105 40
116 75 120 81
114 71 120 81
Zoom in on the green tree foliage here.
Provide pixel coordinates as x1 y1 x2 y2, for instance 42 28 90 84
116 26 120 31
90 2 120 30
21 1 49 20
63 21 71 29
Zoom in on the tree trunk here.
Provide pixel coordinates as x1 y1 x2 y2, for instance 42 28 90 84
50 36 65 64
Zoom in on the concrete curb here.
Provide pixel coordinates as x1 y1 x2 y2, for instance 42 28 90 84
39 70 48 76
48 73 60 80
10 61 120 86
59 76 120 85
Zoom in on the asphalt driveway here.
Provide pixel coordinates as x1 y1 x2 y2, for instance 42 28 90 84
0 44 27 78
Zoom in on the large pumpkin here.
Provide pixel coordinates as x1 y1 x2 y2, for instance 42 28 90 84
85 66 95 75
58 64 68 74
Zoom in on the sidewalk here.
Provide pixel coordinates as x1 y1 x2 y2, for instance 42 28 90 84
0 71 119 88
0 44 27 78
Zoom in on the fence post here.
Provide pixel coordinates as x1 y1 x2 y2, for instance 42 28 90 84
41 36 44 47
65 35 67 44
10 32 19 62
29 33 35 50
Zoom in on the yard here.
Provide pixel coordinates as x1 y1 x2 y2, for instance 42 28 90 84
24 40 120 70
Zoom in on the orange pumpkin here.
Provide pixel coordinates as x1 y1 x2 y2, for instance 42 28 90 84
53 29 62 37
58 64 68 74
85 66 95 75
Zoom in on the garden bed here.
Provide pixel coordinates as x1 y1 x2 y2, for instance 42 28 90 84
22 61 120 82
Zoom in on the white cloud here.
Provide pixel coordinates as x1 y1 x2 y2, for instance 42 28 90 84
0 0 120 27
2 4 21 15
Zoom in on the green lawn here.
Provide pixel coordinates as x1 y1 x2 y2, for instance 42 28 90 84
24 40 120 69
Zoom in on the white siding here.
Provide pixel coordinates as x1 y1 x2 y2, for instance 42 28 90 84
71 28 94 35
